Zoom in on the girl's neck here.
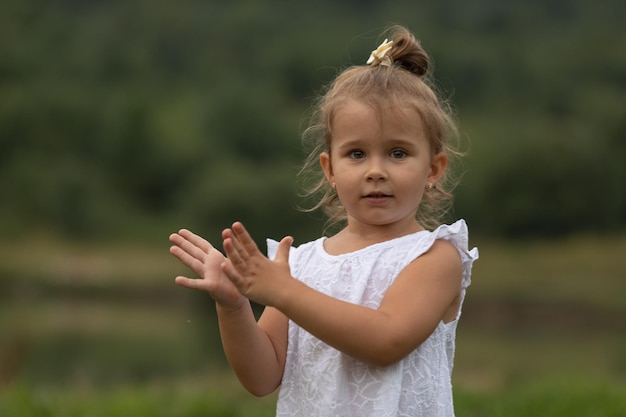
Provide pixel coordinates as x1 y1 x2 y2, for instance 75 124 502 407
324 218 424 255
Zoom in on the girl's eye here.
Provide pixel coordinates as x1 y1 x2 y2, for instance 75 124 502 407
390 149 407 158
349 150 365 159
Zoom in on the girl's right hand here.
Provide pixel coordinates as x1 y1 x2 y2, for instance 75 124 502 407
169 229 246 310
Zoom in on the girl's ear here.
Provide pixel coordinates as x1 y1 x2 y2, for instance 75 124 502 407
428 152 448 185
320 152 334 185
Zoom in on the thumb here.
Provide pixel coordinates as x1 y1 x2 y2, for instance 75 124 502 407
275 236 293 263
175 276 206 291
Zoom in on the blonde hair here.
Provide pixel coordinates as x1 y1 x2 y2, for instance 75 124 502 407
300 26 461 231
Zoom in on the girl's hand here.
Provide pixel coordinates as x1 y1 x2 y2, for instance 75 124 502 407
169 229 246 310
221 222 294 307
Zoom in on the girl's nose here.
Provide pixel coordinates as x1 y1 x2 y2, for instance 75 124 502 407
365 158 388 182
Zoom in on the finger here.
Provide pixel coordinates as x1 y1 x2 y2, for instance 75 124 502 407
222 227 248 262
224 225 248 257
275 236 294 263
231 222 261 256
222 236 245 268
174 276 206 291
169 245 204 273
169 236 202 263
178 229 215 252
221 260 245 292
169 231 210 262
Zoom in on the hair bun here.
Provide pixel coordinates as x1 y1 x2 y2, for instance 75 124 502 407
388 26 430 78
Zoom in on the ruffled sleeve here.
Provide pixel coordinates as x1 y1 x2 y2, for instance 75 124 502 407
267 238 279 260
426 219 478 288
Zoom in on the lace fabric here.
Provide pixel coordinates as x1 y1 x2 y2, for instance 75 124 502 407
267 220 478 417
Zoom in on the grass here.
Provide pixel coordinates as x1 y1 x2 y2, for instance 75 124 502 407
1 232 625 415
0 374 278 417
1 375 623 417
455 377 626 417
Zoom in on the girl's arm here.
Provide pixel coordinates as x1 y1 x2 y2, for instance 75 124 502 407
215 303 287 396
169 229 287 395
222 222 462 367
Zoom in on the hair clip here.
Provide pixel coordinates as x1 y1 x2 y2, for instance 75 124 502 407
366 39 394 67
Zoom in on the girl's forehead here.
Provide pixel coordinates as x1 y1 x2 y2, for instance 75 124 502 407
328 99 429 151
332 99 423 133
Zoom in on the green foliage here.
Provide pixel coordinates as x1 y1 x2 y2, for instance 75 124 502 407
1 378 624 417
457 117 625 236
0 0 624 239
0 382 277 417
455 378 626 417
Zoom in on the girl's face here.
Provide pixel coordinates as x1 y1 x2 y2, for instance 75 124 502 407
320 100 446 235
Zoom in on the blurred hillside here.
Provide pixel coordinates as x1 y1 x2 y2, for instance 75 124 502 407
1 0 625 242
1 3 626 416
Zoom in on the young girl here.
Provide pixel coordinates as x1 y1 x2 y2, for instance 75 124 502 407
170 25 478 417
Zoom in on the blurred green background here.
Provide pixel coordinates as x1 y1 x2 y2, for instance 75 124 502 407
1 0 625 416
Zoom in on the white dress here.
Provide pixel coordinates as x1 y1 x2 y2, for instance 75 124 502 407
267 220 478 417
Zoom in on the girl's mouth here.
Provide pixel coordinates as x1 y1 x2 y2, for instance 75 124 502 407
363 193 392 204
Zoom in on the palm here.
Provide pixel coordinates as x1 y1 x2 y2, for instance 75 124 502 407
198 247 242 305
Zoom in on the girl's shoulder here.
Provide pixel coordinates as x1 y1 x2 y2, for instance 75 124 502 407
417 220 479 265
424 220 479 289
428 220 474 253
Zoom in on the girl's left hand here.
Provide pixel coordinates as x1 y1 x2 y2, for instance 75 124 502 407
221 222 294 307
